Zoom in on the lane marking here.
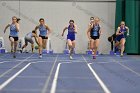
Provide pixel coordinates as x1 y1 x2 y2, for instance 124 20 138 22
0 63 31 90
96 62 114 64
50 63 61 93
50 62 71 93
1 89 41 92
109 57 140 77
51 89 101 93
117 63 140 77
0 54 34 78
1 76 47 79
89 63 92 65
30 61 52 64
58 76 94 79
0 61 20 63
41 55 59 93
82 55 111 93
88 62 115 64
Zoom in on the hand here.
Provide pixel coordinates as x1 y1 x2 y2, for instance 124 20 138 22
127 33 129 36
73 27 76 33
119 32 124 35
121 32 124 34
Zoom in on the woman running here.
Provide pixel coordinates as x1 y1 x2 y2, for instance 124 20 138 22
4 16 20 58
21 30 39 53
62 20 77 59
34 18 51 58
87 17 102 59
116 21 129 57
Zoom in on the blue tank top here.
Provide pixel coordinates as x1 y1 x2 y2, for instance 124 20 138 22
119 26 127 37
67 25 75 36
26 32 33 38
91 24 100 37
10 24 18 37
39 25 47 36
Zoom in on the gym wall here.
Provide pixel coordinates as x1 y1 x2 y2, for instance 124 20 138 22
0 0 116 54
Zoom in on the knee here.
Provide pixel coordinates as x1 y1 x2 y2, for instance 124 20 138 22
14 42 18 46
38 42 42 47
39 44 42 48
90 46 94 49
11 41 14 43
68 43 72 47
94 46 98 49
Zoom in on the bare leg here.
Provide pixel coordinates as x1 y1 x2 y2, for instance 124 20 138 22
22 44 27 50
71 40 76 54
90 39 95 55
13 41 18 58
9 37 14 52
120 38 126 56
42 39 47 49
93 39 99 59
114 41 120 53
88 40 91 50
67 39 73 59
38 37 43 58
14 41 18 53
31 44 34 53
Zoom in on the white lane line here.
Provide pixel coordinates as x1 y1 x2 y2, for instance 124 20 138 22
30 62 48 64
89 62 115 64
0 54 34 78
31 61 75 64
82 55 111 93
50 63 61 93
87 64 111 93
30 61 63 64
1 89 41 92
89 63 92 65
1 76 47 79
0 63 31 90
109 57 140 77
0 61 20 63
41 55 59 93
118 62 140 77
96 62 114 64
0 61 18 63
50 62 71 93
